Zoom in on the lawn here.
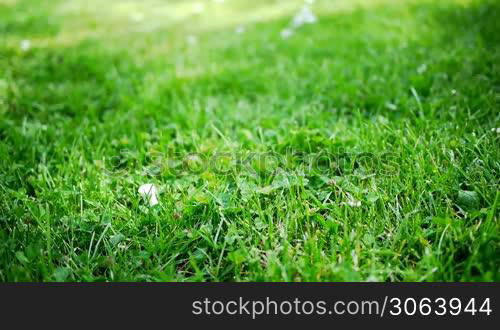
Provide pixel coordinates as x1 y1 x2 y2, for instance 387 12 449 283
0 0 498 281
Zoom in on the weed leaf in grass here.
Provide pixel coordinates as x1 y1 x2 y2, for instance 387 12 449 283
457 190 480 211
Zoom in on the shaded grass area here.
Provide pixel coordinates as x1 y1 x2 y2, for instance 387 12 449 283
0 0 498 281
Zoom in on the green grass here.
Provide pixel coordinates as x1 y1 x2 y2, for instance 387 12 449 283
0 0 498 281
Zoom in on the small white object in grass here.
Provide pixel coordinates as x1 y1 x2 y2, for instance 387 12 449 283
346 199 361 207
417 63 427 74
138 184 159 206
281 28 294 39
491 127 500 133
20 39 31 51
292 6 317 27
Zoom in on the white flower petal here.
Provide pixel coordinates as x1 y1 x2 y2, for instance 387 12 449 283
138 184 159 206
